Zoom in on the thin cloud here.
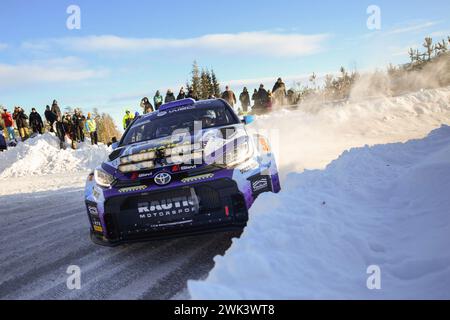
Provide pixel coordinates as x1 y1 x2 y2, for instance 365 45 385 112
386 21 441 35
0 57 108 89
26 31 330 58
0 43 9 50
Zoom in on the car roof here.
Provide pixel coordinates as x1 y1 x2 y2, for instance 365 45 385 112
139 98 231 122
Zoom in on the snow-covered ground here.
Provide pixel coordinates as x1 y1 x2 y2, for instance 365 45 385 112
0 133 110 195
1 86 449 299
189 125 450 299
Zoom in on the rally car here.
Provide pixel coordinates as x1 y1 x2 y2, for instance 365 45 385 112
85 98 281 246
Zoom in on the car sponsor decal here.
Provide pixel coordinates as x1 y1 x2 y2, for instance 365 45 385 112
137 193 199 218
138 172 153 178
181 173 214 183
118 185 148 193
252 178 268 192
249 174 272 196
180 164 198 170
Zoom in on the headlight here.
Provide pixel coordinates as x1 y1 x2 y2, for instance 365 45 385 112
222 140 253 168
120 151 156 164
165 144 203 164
118 160 155 173
94 167 114 188
164 143 202 156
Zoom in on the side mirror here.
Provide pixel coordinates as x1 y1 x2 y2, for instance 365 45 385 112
242 115 255 125
111 142 119 150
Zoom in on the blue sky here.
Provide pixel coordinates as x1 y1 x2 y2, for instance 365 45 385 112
1 0 449 127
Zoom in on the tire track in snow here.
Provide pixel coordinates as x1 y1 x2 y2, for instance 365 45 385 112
0 188 238 299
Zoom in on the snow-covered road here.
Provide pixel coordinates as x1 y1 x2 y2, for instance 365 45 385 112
0 186 240 299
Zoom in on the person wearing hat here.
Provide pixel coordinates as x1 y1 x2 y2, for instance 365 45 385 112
272 77 287 106
239 87 251 113
165 89 176 103
29 107 44 134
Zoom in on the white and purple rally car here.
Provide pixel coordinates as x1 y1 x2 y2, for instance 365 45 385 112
85 98 281 246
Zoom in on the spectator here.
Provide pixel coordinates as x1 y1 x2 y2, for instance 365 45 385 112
177 87 186 100
272 77 287 106
251 89 258 108
0 122 6 151
55 117 66 150
165 89 176 103
51 100 62 120
13 107 29 140
1 108 16 141
63 113 77 149
44 105 57 132
253 84 270 114
140 97 154 114
72 109 85 143
221 86 237 107
85 113 98 145
122 110 135 130
186 88 198 101
29 108 44 134
153 91 163 110
239 87 251 113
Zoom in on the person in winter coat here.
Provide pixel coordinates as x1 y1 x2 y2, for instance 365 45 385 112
29 108 44 134
1 108 16 141
239 87 251 113
186 88 198 101
253 84 270 114
13 107 29 140
44 105 57 132
272 77 287 106
221 86 237 107
55 118 66 149
71 110 85 143
123 110 135 130
165 89 176 103
62 114 77 149
177 88 186 100
85 113 98 145
51 100 62 121
251 89 258 108
140 97 154 114
153 91 163 110
0 123 6 151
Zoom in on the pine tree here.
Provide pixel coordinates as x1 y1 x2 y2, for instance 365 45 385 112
211 69 221 98
200 69 212 100
190 61 201 99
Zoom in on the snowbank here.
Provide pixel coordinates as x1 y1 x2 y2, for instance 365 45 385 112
250 86 450 177
189 125 450 299
0 133 110 179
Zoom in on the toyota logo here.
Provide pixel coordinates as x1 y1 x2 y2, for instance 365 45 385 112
154 172 172 186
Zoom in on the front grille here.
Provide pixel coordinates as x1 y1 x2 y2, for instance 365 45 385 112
103 178 248 241
195 185 221 211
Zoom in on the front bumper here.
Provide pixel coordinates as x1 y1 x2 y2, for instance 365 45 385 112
87 178 248 246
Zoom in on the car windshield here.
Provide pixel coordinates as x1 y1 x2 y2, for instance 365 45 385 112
121 105 238 145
